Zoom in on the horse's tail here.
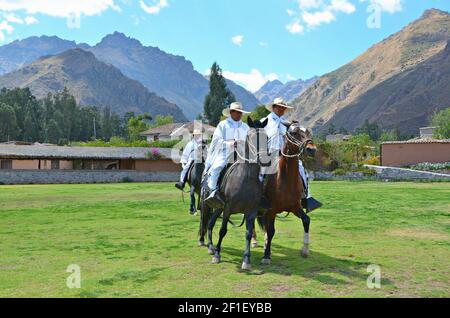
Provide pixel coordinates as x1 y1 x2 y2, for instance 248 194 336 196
256 214 266 232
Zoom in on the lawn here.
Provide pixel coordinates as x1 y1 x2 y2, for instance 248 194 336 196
0 181 449 298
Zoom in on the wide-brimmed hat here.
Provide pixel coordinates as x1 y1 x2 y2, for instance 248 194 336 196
265 97 294 113
222 102 251 117
192 128 202 135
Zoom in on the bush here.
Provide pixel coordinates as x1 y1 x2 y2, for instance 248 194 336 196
149 139 184 148
410 162 450 171
365 156 380 166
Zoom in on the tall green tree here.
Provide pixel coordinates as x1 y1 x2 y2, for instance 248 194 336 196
204 62 235 126
0 103 20 142
127 113 152 141
432 107 450 139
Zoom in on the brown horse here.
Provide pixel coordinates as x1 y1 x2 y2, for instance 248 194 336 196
258 122 317 264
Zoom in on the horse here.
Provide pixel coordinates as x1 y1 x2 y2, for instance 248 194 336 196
199 116 269 271
185 142 207 215
257 123 318 265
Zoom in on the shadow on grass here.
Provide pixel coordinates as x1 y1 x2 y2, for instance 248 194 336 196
210 244 394 287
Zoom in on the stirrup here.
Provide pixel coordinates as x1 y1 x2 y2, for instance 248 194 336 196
205 190 225 209
303 197 322 213
175 182 185 191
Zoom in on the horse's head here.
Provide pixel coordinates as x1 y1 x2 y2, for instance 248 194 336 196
244 117 269 164
283 121 317 158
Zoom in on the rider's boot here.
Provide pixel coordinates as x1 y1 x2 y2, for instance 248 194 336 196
204 188 225 209
175 181 185 191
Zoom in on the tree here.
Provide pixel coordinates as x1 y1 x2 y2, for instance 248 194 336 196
0 103 20 142
153 115 174 127
344 134 373 163
432 107 450 139
127 113 152 141
355 120 382 141
204 62 236 126
250 105 270 121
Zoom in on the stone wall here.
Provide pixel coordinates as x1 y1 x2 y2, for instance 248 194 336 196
364 165 450 181
0 170 179 185
311 165 450 181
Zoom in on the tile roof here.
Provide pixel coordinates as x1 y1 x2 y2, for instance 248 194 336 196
0 145 173 160
382 138 450 145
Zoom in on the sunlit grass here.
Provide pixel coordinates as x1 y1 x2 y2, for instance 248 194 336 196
0 181 448 298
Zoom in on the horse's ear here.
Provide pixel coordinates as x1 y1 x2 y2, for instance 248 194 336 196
261 118 269 128
282 121 292 129
247 116 254 128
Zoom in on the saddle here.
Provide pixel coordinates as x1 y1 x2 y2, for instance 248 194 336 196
218 162 240 193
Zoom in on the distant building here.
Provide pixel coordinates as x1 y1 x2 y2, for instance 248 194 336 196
326 134 352 143
0 144 180 172
419 127 436 139
140 122 216 142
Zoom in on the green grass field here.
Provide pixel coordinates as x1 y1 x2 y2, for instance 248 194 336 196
0 181 449 298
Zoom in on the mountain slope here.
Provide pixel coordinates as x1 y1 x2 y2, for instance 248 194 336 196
88 32 260 119
255 77 318 104
326 39 450 135
0 49 187 121
290 9 450 135
0 36 84 75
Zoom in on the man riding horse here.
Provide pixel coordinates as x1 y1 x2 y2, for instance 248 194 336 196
175 128 207 191
261 97 322 213
203 102 250 209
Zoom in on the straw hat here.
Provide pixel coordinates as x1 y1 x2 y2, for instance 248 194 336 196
222 102 251 117
265 97 294 113
192 128 202 135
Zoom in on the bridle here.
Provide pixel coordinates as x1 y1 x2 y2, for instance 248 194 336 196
281 127 313 159
235 129 267 164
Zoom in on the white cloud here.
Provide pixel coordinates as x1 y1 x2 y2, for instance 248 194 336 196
286 74 297 81
231 35 244 47
0 0 121 18
298 0 323 10
5 13 24 24
25 16 38 25
259 41 269 47
361 0 402 13
0 20 14 41
286 20 304 34
302 10 335 27
287 0 356 34
223 69 279 93
139 0 168 15
330 0 356 14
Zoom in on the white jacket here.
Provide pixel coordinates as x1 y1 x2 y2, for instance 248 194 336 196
205 117 249 171
262 112 287 154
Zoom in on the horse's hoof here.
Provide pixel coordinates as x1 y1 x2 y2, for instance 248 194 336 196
261 258 271 265
301 248 310 258
198 241 206 247
208 247 215 255
241 262 251 271
251 240 258 248
211 256 221 264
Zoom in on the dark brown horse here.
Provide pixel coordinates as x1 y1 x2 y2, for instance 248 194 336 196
258 123 317 264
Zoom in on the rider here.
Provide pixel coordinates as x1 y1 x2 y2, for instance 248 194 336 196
203 102 250 208
175 128 205 191
262 97 322 213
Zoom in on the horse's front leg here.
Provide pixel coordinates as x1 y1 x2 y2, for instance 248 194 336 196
189 186 196 215
242 210 257 271
299 209 311 258
207 209 222 255
251 220 258 248
261 215 276 265
212 208 230 264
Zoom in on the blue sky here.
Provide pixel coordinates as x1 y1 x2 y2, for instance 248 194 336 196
1 0 449 92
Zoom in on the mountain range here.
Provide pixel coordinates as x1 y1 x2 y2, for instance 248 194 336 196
0 32 260 120
255 77 318 104
289 8 450 136
0 49 187 121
